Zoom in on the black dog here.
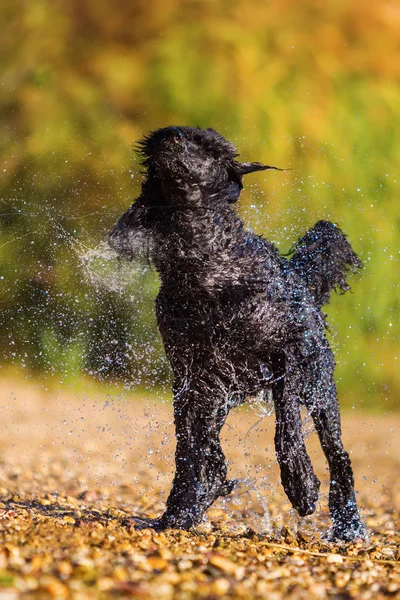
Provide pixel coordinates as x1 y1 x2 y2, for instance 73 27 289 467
109 126 364 541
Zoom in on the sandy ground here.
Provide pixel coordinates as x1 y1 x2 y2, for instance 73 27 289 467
0 378 399 599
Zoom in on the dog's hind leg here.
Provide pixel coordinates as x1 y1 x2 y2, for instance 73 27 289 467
157 373 234 530
271 352 321 517
302 347 365 541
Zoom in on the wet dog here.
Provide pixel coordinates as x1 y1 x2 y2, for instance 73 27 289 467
109 126 364 541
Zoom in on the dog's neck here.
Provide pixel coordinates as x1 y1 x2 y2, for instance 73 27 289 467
143 182 278 288
147 181 242 234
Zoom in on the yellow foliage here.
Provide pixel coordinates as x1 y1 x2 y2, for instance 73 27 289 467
1 0 399 408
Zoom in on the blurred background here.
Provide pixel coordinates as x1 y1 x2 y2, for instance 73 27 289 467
0 0 398 410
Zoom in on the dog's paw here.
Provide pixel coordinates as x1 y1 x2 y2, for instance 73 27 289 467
284 474 320 517
296 501 317 518
327 520 367 543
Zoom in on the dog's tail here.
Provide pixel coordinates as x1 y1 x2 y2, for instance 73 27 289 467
289 220 362 307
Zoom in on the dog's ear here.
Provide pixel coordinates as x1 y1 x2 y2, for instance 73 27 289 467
237 161 284 175
226 161 284 203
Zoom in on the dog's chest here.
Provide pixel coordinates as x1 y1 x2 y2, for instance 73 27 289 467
154 229 285 350
155 274 262 355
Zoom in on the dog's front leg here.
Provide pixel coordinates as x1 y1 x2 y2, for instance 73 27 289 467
157 379 234 530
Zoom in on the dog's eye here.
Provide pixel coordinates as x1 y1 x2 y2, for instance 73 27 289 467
172 133 182 143
169 129 184 144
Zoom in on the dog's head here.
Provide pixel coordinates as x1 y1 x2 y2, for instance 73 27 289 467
139 126 280 203
109 126 281 258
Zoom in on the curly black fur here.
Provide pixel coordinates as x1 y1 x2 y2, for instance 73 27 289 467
109 126 364 541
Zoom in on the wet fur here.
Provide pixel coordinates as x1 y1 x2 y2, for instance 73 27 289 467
109 126 364 541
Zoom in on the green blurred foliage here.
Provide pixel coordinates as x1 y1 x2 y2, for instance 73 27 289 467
0 0 399 408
